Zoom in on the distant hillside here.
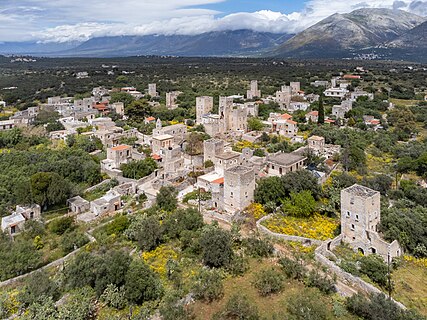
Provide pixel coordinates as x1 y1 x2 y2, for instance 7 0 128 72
387 20 427 49
48 30 292 58
273 8 425 58
0 41 81 55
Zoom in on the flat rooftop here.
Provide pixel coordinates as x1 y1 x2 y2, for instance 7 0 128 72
343 184 379 198
216 151 240 160
226 165 253 175
153 134 174 141
268 152 306 166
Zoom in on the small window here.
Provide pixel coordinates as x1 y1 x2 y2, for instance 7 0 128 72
355 214 359 221
351 224 355 231
350 197 355 205
346 211 351 218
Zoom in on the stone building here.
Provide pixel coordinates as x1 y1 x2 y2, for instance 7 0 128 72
266 152 306 176
196 96 214 124
152 134 174 155
201 114 222 137
341 184 402 261
290 82 301 95
276 86 292 108
219 96 233 132
67 196 90 214
332 100 352 119
162 146 185 173
104 145 132 170
90 190 121 216
223 166 255 213
153 120 187 144
148 83 159 97
1 205 41 235
204 139 225 164
112 102 125 116
166 91 182 109
306 111 319 123
247 80 261 99
307 136 325 156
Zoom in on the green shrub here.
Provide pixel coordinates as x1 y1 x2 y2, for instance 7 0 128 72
213 294 259 320
60 229 89 254
305 270 336 295
49 216 74 235
252 268 284 296
359 254 389 287
192 269 224 302
242 237 274 258
278 257 306 281
105 215 130 235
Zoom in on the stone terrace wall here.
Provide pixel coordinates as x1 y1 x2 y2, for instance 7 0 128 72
257 215 406 310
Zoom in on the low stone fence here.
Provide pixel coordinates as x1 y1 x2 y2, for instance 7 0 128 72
84 179 111 193
256 215 407 310
315 240 406 309
256 215 323 246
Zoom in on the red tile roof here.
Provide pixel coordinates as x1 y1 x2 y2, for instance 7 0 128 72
307 111 318 116
281 113 293 120
343 75 361 80
146 116 156 122
287 120 298 125
212 177 224 184
152 154 162 160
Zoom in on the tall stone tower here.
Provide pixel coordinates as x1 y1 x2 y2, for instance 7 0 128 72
247 80 261 99
219 96 233 132
148 83 158 97
223 166 255 213
196 96 214 124
290 82 301 95
203 139 224 164
340 184 402 260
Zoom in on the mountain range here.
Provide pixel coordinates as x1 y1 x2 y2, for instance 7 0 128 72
273 8 425 59
0 8 426 61
0 30 291 58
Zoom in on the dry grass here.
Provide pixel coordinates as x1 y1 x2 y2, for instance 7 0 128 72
390 99 420 107
393 261 427 315
191 259 302 319
191 258 355 320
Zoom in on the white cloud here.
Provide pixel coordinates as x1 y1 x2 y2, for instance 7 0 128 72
0 0 426 42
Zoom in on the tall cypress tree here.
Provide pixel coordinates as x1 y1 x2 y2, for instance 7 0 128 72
318 94 325 125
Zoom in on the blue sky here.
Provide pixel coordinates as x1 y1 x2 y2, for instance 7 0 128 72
197 0 305 16
0 0 426 42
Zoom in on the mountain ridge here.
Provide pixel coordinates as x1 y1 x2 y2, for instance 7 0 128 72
272 8 425 58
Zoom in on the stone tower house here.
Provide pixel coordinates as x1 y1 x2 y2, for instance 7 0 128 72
196 96 214 124
203 139 225 164
219 96 233 132
223 166 255 213
341 184 402 260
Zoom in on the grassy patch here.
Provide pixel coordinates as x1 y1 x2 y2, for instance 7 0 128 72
393 259 427 315
191 259 354 320
390 99 420 107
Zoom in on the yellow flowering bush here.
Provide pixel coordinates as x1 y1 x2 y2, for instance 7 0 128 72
245 203 267 220
263 214 338 241
142 245 178 277
233 140 260 152
403 255 427 269
0 290 21 317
